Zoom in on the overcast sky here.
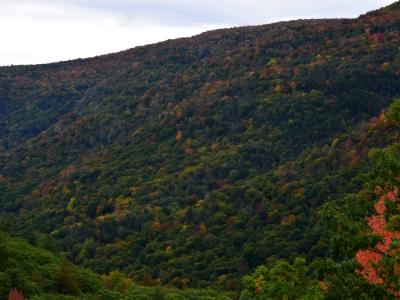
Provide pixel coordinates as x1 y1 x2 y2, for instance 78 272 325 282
0 0 395 66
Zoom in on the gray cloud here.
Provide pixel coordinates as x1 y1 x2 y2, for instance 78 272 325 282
61 0 396 24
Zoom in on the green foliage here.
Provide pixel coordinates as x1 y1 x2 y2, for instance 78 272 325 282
67 197 77 213
103 270 132 293
0 232 233 299
0 232 59 298
240 258 324 300
0 271 11 299
312 258 387 299
387 98 400 123
318 195 377 259
0 1 400 291
368 143 400 192
241 98 400 299
387 215 400 231
54 260 80 295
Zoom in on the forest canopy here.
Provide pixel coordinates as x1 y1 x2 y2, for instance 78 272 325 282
0 2 400 299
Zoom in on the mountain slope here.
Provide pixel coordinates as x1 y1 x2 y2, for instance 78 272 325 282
0 232 233 299
0 1 400 289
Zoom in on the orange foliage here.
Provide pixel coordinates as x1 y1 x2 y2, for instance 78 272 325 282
175 130 183 141
59 165 77 179
184 147 195 156
356 191 400 285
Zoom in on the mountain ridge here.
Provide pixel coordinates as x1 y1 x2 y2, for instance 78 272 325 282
0 1 400 290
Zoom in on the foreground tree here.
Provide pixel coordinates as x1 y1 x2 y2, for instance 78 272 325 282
242 99 400 299
240 258 324 299
54 260 80 295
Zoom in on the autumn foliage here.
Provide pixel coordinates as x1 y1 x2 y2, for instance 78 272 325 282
0 0 399 292
356 189 400 286
8 289 24 300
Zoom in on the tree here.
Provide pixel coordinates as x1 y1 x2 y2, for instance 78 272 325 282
356 191 400 285
240 258 324 300
318 103 400 298
54 260 80 295
387 98 400 123
104 270 132 293
0 272 11 300
7 289 24 300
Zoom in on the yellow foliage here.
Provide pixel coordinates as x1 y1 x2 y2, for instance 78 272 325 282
67 197 77 213
293 188 306 199
227 216 240 224
275 84 283 93
254 274 266 295
115 197 131 210
281 214 297 226
267 58 278 66
180 164 201 177
200 223 207 234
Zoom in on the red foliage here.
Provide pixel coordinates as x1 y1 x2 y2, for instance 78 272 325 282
356 191 400 285
8 289 25 300
368 33 386 43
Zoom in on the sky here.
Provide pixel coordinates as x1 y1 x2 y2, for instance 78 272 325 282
0 0 396 66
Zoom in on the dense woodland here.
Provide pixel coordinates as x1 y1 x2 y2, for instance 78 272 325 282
1 2 400 299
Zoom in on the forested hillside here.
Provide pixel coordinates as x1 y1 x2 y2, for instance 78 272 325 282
0 1 400 298
0 232 233 299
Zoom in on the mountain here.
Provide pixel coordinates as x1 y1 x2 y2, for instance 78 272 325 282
0 1 400 292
